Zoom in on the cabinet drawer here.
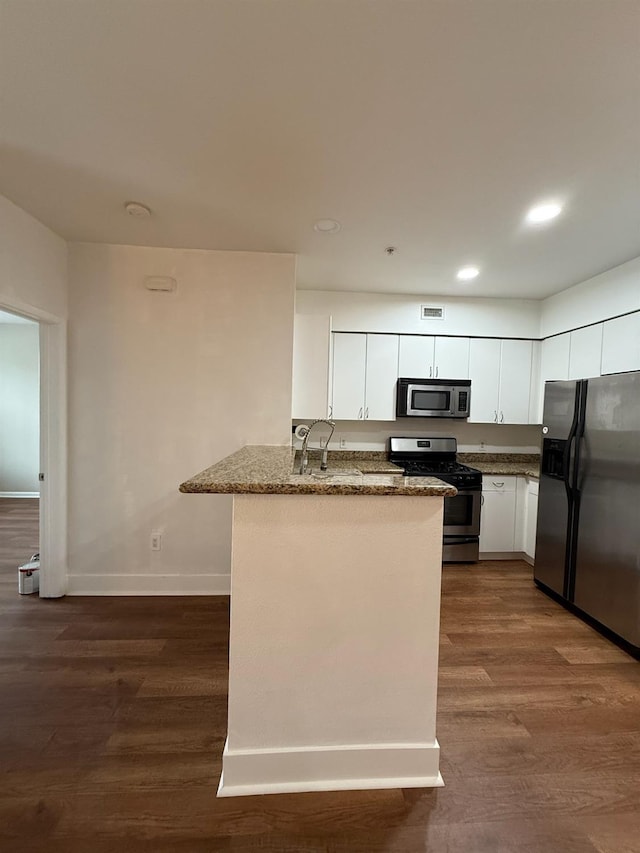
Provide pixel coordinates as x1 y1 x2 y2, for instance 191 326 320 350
482 475 517 493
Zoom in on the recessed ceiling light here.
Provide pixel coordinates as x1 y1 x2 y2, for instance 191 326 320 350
525 200 563 225
456 266 479 281
313 218 341 234
125 201 152 218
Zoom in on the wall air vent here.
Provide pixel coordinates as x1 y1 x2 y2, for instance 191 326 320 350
421 305 445 320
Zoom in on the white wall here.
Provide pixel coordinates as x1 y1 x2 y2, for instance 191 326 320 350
297 290 541 338
540 256 640 338
67 243 296 594
0 195 67 319
0 323 40 493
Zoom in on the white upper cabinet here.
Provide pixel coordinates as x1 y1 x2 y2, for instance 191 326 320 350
469 339 501 423
568 324 603 379
364 334 400 420
331 333 367 420
534 333 571 422
433 337 470 379
398 336 435 377
398 335 469 379
601 312 640 375
499 339 533 424
292 315 331 420
468 339 532 424
331 333 399 421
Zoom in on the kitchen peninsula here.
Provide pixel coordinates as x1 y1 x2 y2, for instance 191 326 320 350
180 445 455 797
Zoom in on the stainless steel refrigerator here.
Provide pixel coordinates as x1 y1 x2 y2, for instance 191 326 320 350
534 371 640 657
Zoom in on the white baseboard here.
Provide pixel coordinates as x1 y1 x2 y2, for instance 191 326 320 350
66 573 231 595
217 738 443 798
479 551 531 562
0 491 40 498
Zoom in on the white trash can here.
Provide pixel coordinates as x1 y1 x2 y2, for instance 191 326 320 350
18 555 40 595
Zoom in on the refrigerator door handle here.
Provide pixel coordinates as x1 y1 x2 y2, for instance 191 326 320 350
563 432 576 502
563 386 581 500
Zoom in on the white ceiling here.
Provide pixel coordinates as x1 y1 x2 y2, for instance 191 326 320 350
1 0 639 299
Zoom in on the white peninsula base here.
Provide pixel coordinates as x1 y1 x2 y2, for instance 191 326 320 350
217 492 445 797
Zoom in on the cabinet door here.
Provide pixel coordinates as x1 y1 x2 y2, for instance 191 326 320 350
568 324 603 379
468 339 501 423
499 340 532 424
398 336 435 377
364 334 399 421
535 333 571 423
434 337 470 379
331 333 366 420
601 312 640 375
480 479 517 552
524 481 539 559
292 315 331 419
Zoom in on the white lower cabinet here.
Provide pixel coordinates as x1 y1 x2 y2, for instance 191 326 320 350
479 476 517 553
524 479 539 560
480 475 539 559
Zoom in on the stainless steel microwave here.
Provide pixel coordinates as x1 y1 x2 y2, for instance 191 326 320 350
396 378 471 419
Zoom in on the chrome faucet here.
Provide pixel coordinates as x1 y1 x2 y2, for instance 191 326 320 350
298 419 336 474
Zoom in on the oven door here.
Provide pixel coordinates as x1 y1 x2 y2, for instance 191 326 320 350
443 488 481 536
406 384 456 417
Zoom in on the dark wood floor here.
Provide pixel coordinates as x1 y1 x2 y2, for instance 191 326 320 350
0 500 638 852
0 498 39 586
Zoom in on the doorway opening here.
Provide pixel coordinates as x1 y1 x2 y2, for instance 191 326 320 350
0 309 40 596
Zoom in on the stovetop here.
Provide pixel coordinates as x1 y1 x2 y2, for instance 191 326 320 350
402 460 478 476
388 436 482 488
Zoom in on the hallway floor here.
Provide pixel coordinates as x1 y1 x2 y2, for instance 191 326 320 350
0 498 38 593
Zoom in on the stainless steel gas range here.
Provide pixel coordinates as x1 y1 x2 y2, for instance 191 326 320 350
388 436 482 562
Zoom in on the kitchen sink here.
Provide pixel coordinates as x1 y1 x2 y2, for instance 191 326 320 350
291 466 363 478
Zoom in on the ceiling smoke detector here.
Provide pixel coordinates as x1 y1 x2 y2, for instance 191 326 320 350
125 201 152 218
385 246 397 255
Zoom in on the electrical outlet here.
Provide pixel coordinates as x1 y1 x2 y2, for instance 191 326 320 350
340 438 347 449
150 531 162 551
319 437 327 448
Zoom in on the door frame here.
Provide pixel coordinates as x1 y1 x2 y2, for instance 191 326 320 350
0 295 67 597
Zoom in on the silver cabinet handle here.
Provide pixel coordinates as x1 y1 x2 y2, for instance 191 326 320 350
494 410 498 422
365 407 369 419
493 481 505 487
329 405 333 418
500 411 504 423
481 494 485 505
435 365 439 377
429 365 433 377
358 407 363 419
